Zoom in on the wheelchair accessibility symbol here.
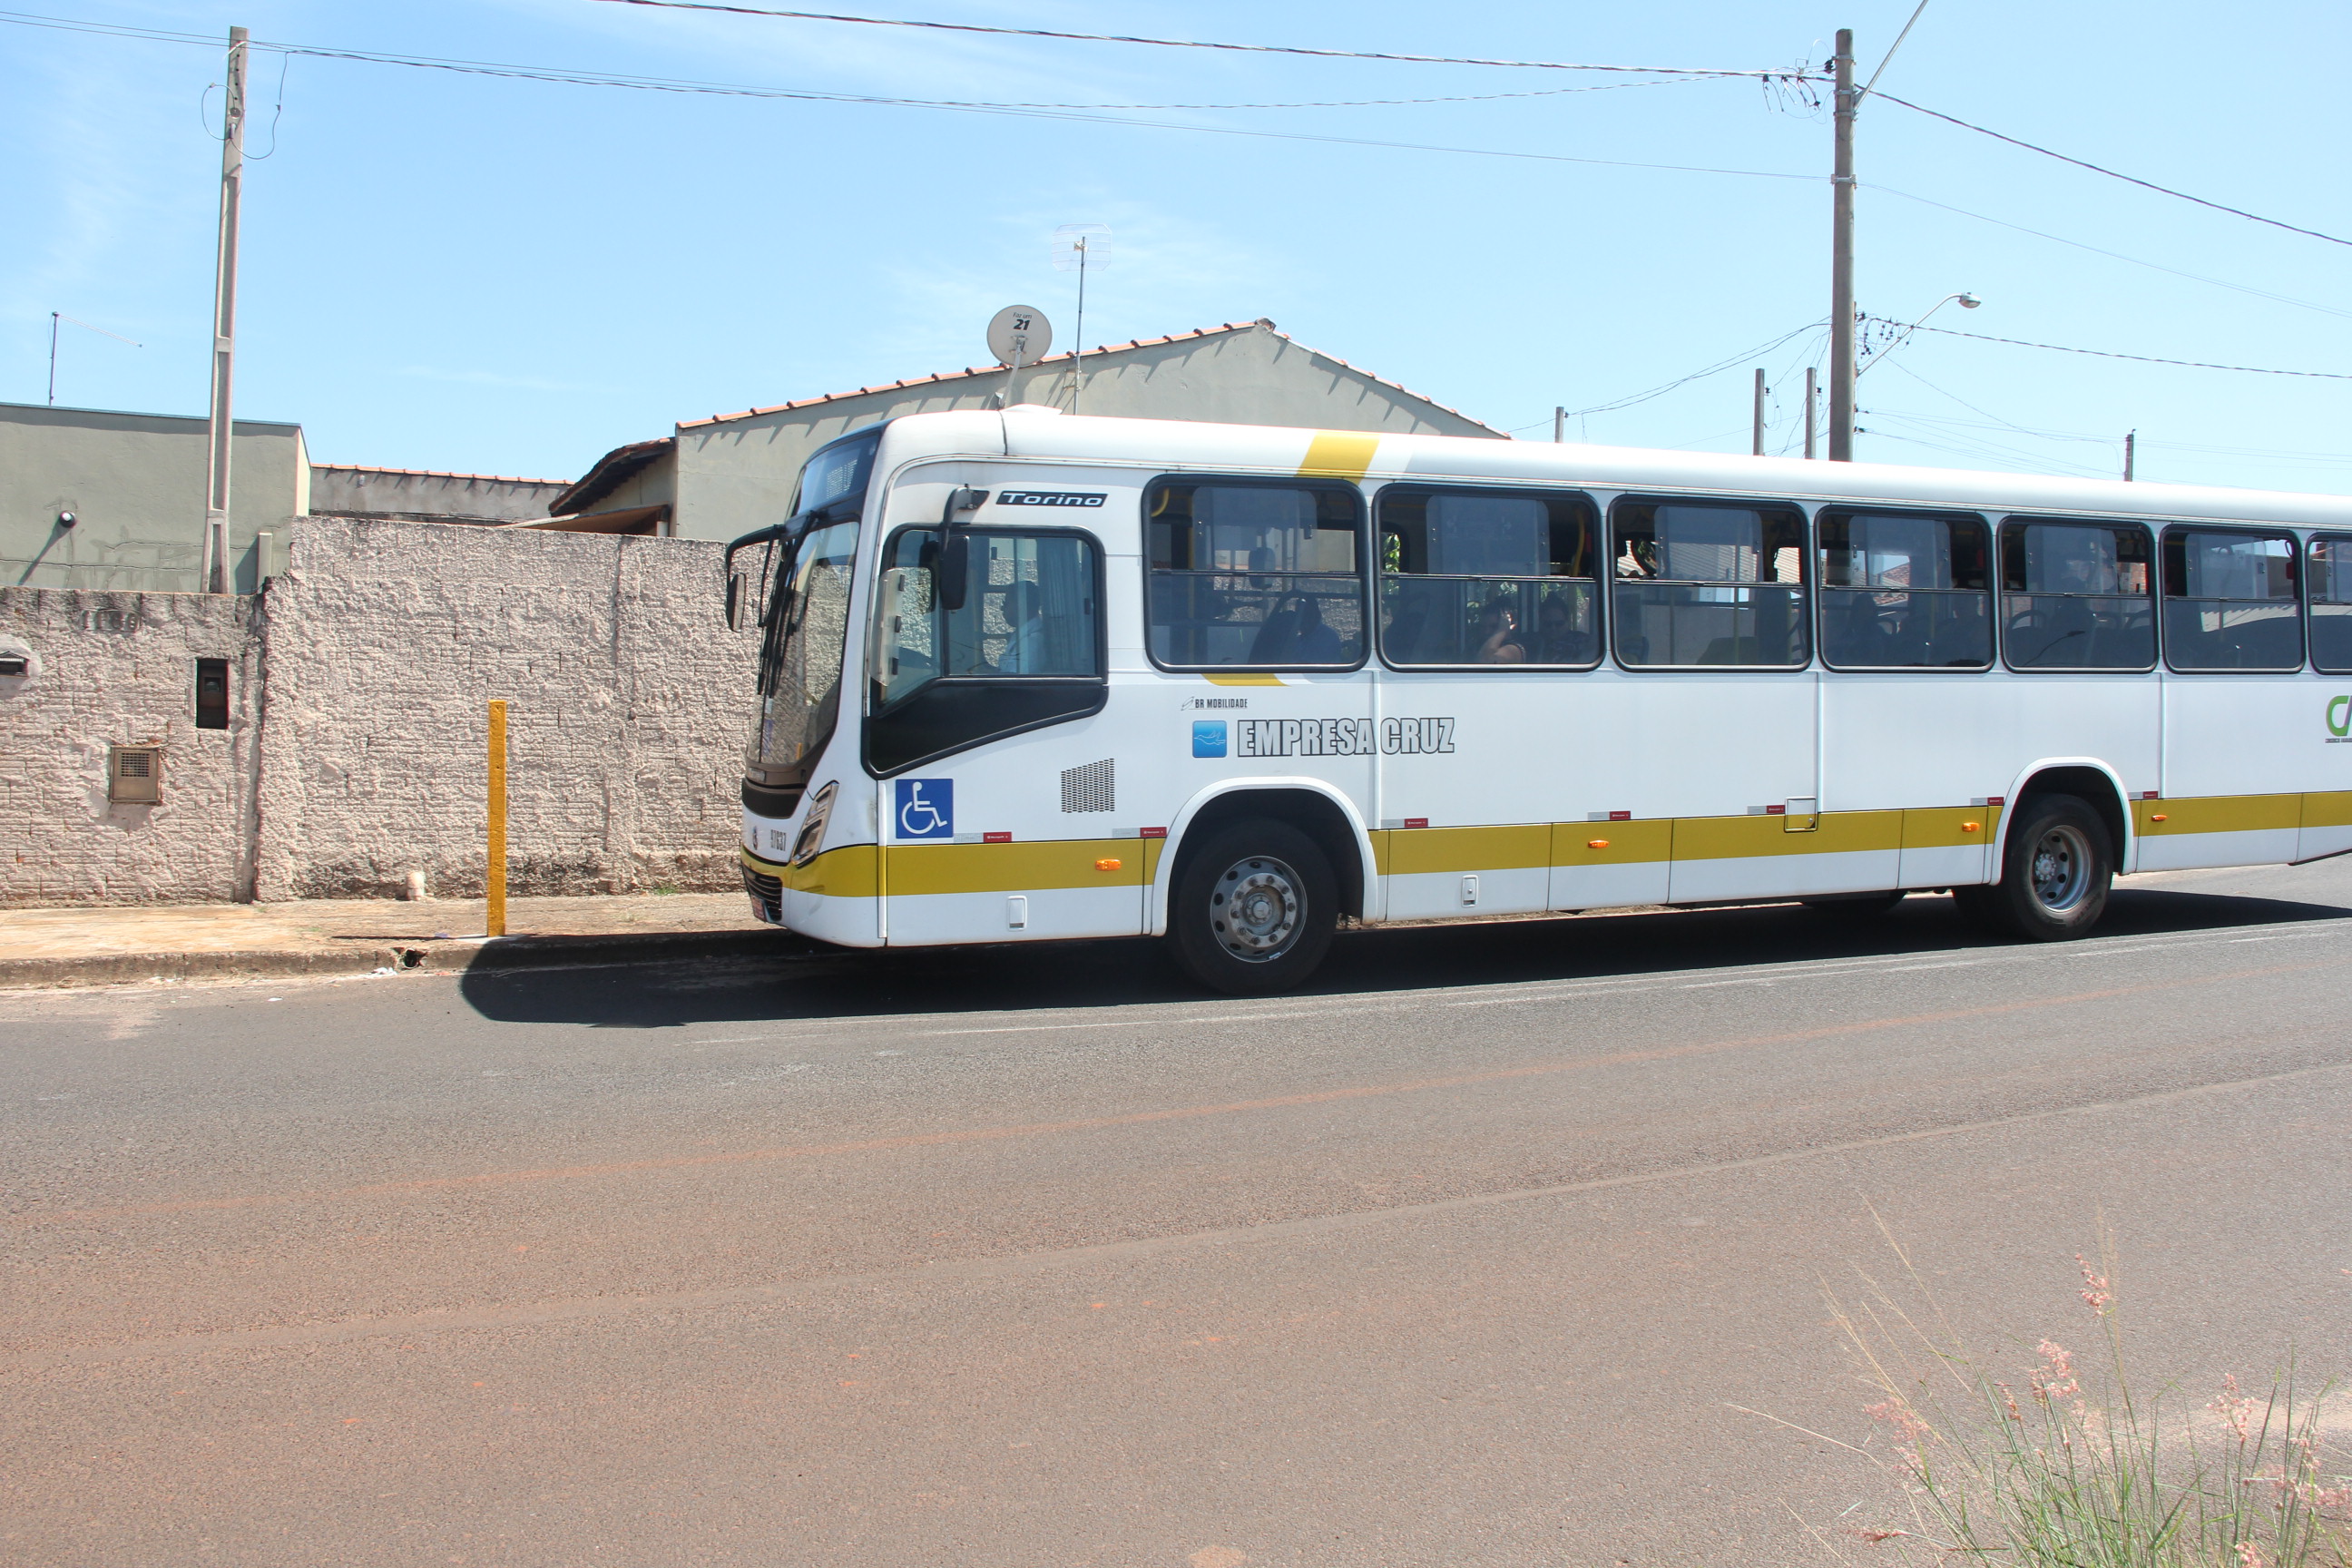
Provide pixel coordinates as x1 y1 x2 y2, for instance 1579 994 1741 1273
895 779 955 840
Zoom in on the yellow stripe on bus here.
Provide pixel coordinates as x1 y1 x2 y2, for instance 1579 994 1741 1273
2136 792 2302 837
1552 818 1673 867
2305 791 2352 829
741 843 880 899
1298 431 1381 482
1669 809 1905 862
753 792 2345 906
1380 823 1551 877
1903 805 1998 849
1202 672 1286 687
887 838 1148 896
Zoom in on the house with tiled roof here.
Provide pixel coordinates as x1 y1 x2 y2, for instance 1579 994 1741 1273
542 319 1504 541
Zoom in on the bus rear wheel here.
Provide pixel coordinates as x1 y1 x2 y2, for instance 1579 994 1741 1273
1168 818 1338 995
1958 793 2113 941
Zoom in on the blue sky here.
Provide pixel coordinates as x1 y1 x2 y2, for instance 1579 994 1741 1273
6 1 2349 495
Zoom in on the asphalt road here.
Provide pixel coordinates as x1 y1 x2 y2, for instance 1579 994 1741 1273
6 863 2352 1566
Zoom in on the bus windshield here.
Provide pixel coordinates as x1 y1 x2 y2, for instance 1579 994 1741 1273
750 520 859 780
745 429 882 788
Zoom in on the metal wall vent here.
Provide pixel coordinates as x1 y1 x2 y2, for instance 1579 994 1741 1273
1060 758 1114 813
109 745 162 804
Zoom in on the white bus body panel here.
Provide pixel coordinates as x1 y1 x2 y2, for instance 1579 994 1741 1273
725 410 2352 951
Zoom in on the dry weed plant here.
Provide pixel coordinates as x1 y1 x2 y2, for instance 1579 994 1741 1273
1772 1215 2350 1567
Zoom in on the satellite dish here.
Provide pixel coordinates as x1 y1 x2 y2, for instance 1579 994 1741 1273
987 306 1053 368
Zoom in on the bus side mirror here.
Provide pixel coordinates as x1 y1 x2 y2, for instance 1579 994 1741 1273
936 534 971 612
935 488 988 612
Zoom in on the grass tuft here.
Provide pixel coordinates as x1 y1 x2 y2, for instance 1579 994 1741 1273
1813 1214 2348 1566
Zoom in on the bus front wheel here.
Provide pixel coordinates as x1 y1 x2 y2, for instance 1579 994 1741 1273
1167 818 1338 995
1957 794 2113 941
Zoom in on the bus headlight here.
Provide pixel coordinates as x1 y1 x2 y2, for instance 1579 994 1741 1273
790 780 838 867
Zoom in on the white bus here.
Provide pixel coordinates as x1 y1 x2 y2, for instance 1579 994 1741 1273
725 408 2352 993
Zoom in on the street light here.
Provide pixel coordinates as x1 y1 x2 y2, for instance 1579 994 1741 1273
1857 292 1980 377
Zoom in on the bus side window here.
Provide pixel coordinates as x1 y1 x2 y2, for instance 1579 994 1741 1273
867 524 1106 776
875 528 1101 708
2000 519 2156 671
1609 498 1808 669
1816 508 1993 670
2307 534 2352 674
2161 527 2302 672
1144 479 1364 670
1376 486 1601 669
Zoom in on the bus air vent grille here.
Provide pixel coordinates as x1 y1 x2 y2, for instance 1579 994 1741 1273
740 863 783 923
1061 758 1115 814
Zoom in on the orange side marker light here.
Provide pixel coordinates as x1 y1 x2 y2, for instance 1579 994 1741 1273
1961 821 1980 833
2150 813 2168 823
1095 858 1122 872
1587 838 1610 850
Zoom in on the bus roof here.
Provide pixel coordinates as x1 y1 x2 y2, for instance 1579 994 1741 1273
877 407 2352 530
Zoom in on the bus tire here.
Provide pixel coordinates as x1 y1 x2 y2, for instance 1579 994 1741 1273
1167 818 1338 995
1964 794 2113 941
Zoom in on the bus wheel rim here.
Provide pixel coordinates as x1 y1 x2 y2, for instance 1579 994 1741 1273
2028 824 2092 913
1210 856 1303 961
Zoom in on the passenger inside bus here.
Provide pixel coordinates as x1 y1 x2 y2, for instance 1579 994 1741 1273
1531 589 1594 664
1474 596 1527 663
1250 593 1344 664
997 590 1046 673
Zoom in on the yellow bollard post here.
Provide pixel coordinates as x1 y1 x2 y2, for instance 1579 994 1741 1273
486 699 507 937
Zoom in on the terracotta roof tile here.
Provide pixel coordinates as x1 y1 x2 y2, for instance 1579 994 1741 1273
674 320 1501 435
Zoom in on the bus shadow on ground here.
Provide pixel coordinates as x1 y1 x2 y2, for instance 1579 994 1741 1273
456 881 2351 1032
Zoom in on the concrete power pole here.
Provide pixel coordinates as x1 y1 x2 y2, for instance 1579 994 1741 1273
1751 368 1767 456
2123 430 2136 481
1804 366 1818 458
202 26 248 594
1828 27 1857 462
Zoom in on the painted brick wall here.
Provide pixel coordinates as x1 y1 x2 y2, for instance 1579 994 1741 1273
253 517 756 900
0 590 263 906
0 517 756 906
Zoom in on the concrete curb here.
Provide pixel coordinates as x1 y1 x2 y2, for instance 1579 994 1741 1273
0 928 814 990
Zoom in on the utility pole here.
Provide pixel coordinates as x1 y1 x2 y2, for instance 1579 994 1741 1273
1803 367 1818 458
1751 368 1767 456
1553 406 1565 443
1828 27 1857 462
2123 430 2136 481
202 26 248 595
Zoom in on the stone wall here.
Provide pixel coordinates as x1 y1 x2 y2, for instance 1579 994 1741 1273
0 590 264 906
253 517 755 900
0 516 756 906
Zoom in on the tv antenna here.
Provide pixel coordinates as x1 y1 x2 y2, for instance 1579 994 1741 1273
48 312 142 407
1051 224 1110 414
986 304 1052 410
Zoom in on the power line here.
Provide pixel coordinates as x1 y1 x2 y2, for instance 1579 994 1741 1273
1868 182 2352 323
1876 318 2352 381
1855 425 2116 478
1877 362 2113 443
1561 321 1829 419
583 0 1817 80
1878 92 2352 250
0 11 1812 183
